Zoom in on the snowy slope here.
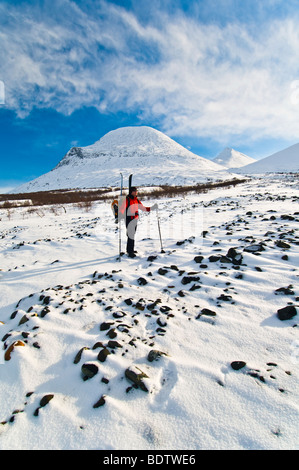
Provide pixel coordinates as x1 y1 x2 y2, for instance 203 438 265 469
12 127 231 193
213 147 256 168
234 143 299 174
0 175 298 450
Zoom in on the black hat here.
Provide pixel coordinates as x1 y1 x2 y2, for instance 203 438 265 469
129 186 137 194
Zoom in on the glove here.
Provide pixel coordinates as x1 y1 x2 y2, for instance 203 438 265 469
151 203 158 210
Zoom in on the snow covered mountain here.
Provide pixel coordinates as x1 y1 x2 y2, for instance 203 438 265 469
234 142 299 174
213 147 256 169
12 126 230 193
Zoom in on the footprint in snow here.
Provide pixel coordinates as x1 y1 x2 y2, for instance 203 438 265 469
149 357 178 411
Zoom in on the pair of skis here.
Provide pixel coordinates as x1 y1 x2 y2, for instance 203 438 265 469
117 173 164 261
117 173 131 262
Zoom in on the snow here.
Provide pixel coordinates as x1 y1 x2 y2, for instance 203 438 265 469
213 147 256 168
0 174 298 450
234 143 299 174
11 127 232 193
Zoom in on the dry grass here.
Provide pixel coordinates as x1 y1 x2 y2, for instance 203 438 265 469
0 178 249 209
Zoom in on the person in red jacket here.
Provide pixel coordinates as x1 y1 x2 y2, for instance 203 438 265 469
122 186 157 258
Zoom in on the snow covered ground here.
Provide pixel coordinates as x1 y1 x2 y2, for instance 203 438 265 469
0 175 298 450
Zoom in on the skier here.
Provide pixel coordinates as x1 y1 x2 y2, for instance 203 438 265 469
121 186 157 258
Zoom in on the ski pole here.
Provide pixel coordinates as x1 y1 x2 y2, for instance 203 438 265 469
156 208 165 253
119 173 123 262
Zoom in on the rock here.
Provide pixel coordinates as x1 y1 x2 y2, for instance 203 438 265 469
277 305 297 321
40 394 54 407
4 340 25 361
137 277 148 286
93 395 106 408
244 243 265 253
81 363 99 379
275 285 295 295
157 317 167 327
18 315 29 326
220 256 232 264
208 255 221 262
217 294 232 301
112 311 126 319
125 366 149 392
158 268 168 275
226 248 243 265
275 240 291 249
147 349 167 362
74 347 90 364
92 342 104 350
160 305 172 313
107 340 122 349
135 301 145 311
100 321 114 331
231 361 246 370
196 308 217 319
97 348 111 362
147 255 157 262
181 276 200 285
106 328 117 339
40 306 50 318
42 296 51 305
194 255 204 263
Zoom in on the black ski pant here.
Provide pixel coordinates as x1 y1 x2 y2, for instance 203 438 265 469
126 217 137 255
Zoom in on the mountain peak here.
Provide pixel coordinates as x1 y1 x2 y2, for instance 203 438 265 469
213 147 256 169
12 126 232 193
57 126 197 168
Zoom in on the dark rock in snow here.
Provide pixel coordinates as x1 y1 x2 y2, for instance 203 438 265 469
97 348 111 362
147 255 157 262
208 255 221 262
181 276 200 285
226 248 243 265
93 395 106 408
275 285 295 295
40 394 54 408
74 347 90 364
231 361 246 370
196 308 217 319
244 243 265 253
194 255 204 263
147 349 167 362
277 305 297 321
81 363 99 379
158 268 168 275
100 321 114 331
125 366 149 392
137 277 148 286
275 240 291 249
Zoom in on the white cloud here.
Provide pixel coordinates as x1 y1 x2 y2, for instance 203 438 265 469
1 0 299 142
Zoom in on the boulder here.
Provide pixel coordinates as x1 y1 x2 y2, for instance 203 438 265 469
125 366 149 392
277 305 297 321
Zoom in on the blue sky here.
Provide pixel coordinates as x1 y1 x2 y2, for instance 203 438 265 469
1 0 299 192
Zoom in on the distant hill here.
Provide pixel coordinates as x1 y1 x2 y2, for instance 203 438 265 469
212 147 256 169
234 143 299 174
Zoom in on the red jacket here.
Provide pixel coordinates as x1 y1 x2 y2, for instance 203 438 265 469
121 195 150 223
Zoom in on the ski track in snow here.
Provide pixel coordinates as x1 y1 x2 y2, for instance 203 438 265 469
0 175 298 450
